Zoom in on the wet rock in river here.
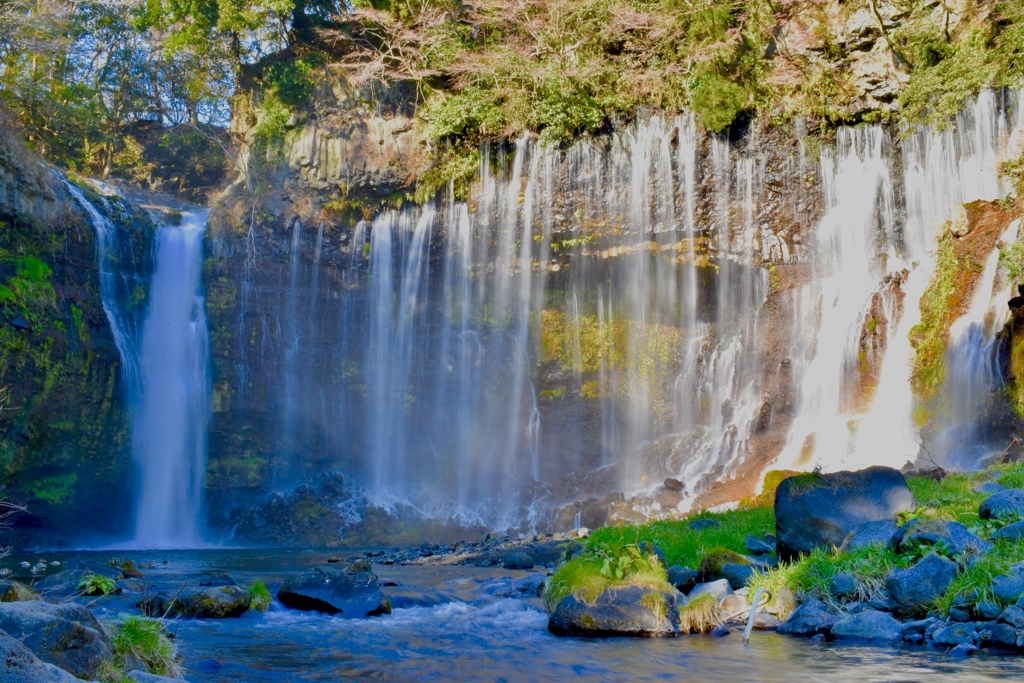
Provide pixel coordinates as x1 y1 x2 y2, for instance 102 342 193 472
548 586 680 637
777 598 840 637
830 610 901 643
0 629 83 683
278 562 392 617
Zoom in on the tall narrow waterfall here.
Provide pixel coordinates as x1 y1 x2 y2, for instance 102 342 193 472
65 181 211 546
132 213 211 547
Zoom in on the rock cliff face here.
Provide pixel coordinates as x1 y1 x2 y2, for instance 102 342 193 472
0 134 152 547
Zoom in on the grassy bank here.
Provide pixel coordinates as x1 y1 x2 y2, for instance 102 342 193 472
547 462 1024 623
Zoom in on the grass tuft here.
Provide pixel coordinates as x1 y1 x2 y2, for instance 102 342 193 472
678 592 723 634
248 580 272 612
102 616 182 681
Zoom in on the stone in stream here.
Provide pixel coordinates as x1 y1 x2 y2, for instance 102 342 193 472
777 598 840 637
0 600 111 680
991 623 1024 649
548 586 680 637
774 467 915 561
999 605 1024 629
979 488 1024 521
278 561 392 617
931 622 976 647
0 630 83 683
503 552 534 569
887 553 958 618
830 610 902 643
890 519 992 558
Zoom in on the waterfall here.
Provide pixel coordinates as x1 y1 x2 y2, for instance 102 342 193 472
132 212 212 547
65 179 211 547
218 88 1023 531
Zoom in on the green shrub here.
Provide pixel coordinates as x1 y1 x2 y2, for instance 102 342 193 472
586 506 774 570
78 573 117 597
690 74 747 133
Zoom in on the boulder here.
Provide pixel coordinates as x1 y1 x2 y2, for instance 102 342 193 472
999 605 1024 629
503 552 534 570
949 642 979 657
0 581 38 602
775 467 915 560
718 563 757 590
0 601 111 679
887 553 958 618
890 519 992 558
994 520 1024 542
744 536 775 556
777 599 840 637
548 586 680 637
830 610 901 643
975 482 1008 495
932 622 976 647
980 489 1024 521
991 623 1024 649
0 630 83 683
175 586 251 618
278 562 392 617
900 617 938 636
688 518 720 531
977 601 1004 621
666 566 698 593
688 579 733 603
829 573 858 601
839 520 898 552
993 575 1024 604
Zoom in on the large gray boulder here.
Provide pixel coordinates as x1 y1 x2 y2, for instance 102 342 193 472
830 610 901 643
887 553 958 618
890 519 992 558
980 489 1024 521
0 630 83 683
777 598 840 637
0 601 111 680
774 467 916 560
548 586 680 637
278 561 392 617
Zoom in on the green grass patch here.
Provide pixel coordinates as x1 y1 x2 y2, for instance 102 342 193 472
249 580 271 611
748 544 899 615
544 543 671 611
585 506 774 570
101 616 181 682
932 541 1024 616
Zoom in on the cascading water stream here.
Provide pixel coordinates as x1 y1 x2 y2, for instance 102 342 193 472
64 179 211 547
133 212 212 547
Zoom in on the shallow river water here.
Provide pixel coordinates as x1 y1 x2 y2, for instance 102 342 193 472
9 549 1024 682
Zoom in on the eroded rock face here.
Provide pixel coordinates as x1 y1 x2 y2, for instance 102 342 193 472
278 561 392 617
0 600 111 680
774 467 916 560
548 586 680 637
